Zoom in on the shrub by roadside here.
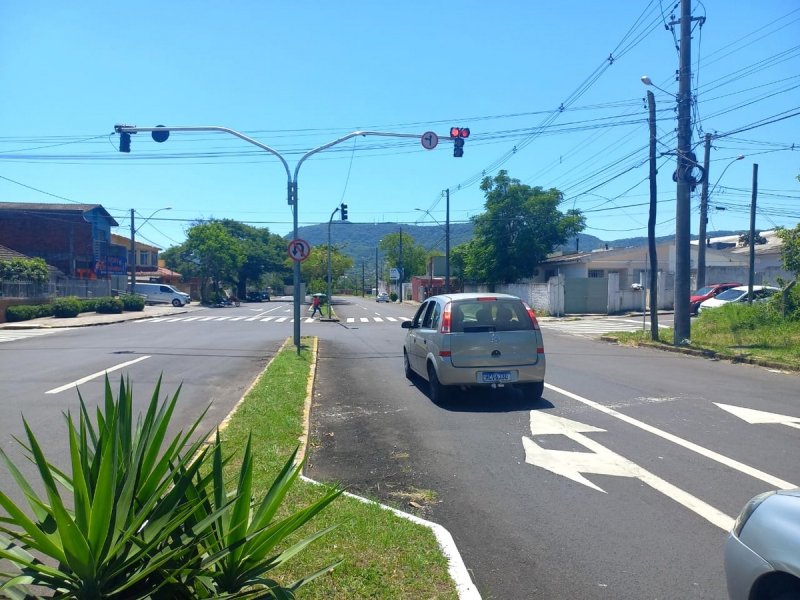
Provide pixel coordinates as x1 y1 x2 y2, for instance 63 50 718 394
4 294 146 322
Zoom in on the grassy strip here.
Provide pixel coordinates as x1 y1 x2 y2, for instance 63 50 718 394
609 306 800 370
217 337 458 599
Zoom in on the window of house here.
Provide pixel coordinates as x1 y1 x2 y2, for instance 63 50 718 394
588 269 604 278
139 251 148 266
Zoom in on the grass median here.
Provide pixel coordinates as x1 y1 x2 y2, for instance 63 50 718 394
217 336 458 599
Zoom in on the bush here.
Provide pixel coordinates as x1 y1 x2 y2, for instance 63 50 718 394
5 303 54 322
0 377 342 599
95 296 124 314
768 283 800 320
52 296 82 318
389 292 398 302
121 293 146 311
79 298 98 312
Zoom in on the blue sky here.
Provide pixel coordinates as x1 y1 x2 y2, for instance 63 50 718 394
1 1 798 252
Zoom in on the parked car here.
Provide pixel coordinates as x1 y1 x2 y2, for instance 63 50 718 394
246 291 270 302
724 489 800 600
690 282 742 314
376 291 390 302
698 285 780 313
402 293 545 404
129 283 191 307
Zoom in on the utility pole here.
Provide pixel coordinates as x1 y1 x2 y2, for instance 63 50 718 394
375 246 379 294
445 188 451 293
748 163 758 304
671 0 694 345
129 209 136 294
362 262 365 297
398 225 403 301
646 90 659 340
697 133 712 289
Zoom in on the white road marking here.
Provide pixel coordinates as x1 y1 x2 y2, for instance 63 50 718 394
347 318 355 323
228 316 248 321
545 382 796 490
523 411 735 531
45 356 151 395
275 317 289 323
360 317 369 323
715 403 800 430
386 317 398 322
374 317 384 322
0 329 61 344
260 316 276 322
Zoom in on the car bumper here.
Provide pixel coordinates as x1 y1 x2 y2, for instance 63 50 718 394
434 355 546 387
724 531 773 600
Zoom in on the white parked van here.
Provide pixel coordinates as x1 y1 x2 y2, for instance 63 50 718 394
129 283 191 307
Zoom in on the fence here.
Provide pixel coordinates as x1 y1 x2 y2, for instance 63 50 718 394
0 278 113 300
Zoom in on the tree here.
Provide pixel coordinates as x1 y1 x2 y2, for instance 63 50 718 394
379 232 426 282
0 257 49 282
300 245 353 291
776 224 800 281
463 171 585 285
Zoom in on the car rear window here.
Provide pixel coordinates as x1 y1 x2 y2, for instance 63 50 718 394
450 299 531 333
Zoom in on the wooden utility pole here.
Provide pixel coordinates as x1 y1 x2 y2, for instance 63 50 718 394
697 133 712 289
646 90 659 340
748 163 758 303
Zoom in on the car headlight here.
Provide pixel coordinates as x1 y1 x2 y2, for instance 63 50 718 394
732 491 775 536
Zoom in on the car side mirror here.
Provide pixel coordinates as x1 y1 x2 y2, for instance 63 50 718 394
402 321 413 329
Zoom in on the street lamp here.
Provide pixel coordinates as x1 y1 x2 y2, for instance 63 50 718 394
697 154 745 288
640 75 674 98
130 207 171 295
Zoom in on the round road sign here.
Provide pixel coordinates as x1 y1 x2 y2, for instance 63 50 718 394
421 131 439 150
287 238 312 262
152 126 170 143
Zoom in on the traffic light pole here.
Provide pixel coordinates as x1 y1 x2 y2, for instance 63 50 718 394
113 125 445 353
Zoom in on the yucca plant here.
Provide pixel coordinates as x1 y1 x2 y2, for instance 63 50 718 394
0 377 343 599
173 434 342 599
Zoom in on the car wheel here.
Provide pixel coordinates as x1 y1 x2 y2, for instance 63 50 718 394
404 350 414 380
172 298 182 307
523 381 544 402
427 363 450 404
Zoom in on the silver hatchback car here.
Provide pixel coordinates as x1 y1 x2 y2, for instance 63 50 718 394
402 293 546 403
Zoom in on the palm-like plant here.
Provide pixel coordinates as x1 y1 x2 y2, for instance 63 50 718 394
0 376 341 599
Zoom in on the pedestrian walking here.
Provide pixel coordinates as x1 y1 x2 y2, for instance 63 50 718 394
310 295 322 318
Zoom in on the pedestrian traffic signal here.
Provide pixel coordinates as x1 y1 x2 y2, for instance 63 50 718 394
119 132 131 153
450 127 469 157
340 203 348 220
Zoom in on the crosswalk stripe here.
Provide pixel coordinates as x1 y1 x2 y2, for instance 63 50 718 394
374 317 384 322
275 317 290 323
228 316 248 321
0 329 60 344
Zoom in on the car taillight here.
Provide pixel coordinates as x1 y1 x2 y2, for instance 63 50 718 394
523 302 540 330
440 302 452 333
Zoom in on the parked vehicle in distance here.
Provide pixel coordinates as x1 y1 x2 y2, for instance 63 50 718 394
376 291 390 302
129 283 191 307
246 291 270 302
724 489 800 600
690 282 742 314
698 285 780 313
402 293 545 404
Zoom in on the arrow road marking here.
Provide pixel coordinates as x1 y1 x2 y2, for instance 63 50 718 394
523 411 735 530
545 383 796 490
715 403 800 430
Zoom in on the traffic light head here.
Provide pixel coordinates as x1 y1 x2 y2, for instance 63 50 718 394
340 203 348 220
119 132 131 153
453 138 464 158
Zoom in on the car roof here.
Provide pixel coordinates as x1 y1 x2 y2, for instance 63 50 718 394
729 285 780 292
427 292 523 302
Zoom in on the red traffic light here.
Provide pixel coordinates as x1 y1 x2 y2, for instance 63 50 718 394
450 127 471 139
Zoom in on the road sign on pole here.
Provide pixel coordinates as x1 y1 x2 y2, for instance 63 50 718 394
421 131 438 150
288 238 311 262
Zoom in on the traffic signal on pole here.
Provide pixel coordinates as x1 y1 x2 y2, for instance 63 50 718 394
119 132 131 153
450 127 470 157
340 203 348 220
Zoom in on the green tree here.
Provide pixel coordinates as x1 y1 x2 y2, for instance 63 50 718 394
180 221 244 301
379 231 426 281
301 246 353 291
0 257 49 282
464 170 585 285
776 223 800 280
215 219 290 296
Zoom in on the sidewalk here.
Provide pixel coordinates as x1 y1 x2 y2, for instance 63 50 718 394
0 304 203 330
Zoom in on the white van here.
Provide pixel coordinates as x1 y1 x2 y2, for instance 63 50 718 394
129 283 191 307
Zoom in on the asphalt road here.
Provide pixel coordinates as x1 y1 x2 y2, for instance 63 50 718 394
306 296 800 599
2 299 798 599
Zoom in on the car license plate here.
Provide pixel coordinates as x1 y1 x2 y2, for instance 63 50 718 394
480 371 512 383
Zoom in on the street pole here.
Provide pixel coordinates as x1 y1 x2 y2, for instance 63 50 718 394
748 163 758 304
672 0 694 346
326 205 340 319
375 246 379 294
398 225 403 301
445 188 451 293
646 90 659 341
114 125 437 354
697 133 712 289
361 262 365 297
129 209 136 295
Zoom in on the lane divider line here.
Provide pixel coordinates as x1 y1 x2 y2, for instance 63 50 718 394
45 356 151 395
